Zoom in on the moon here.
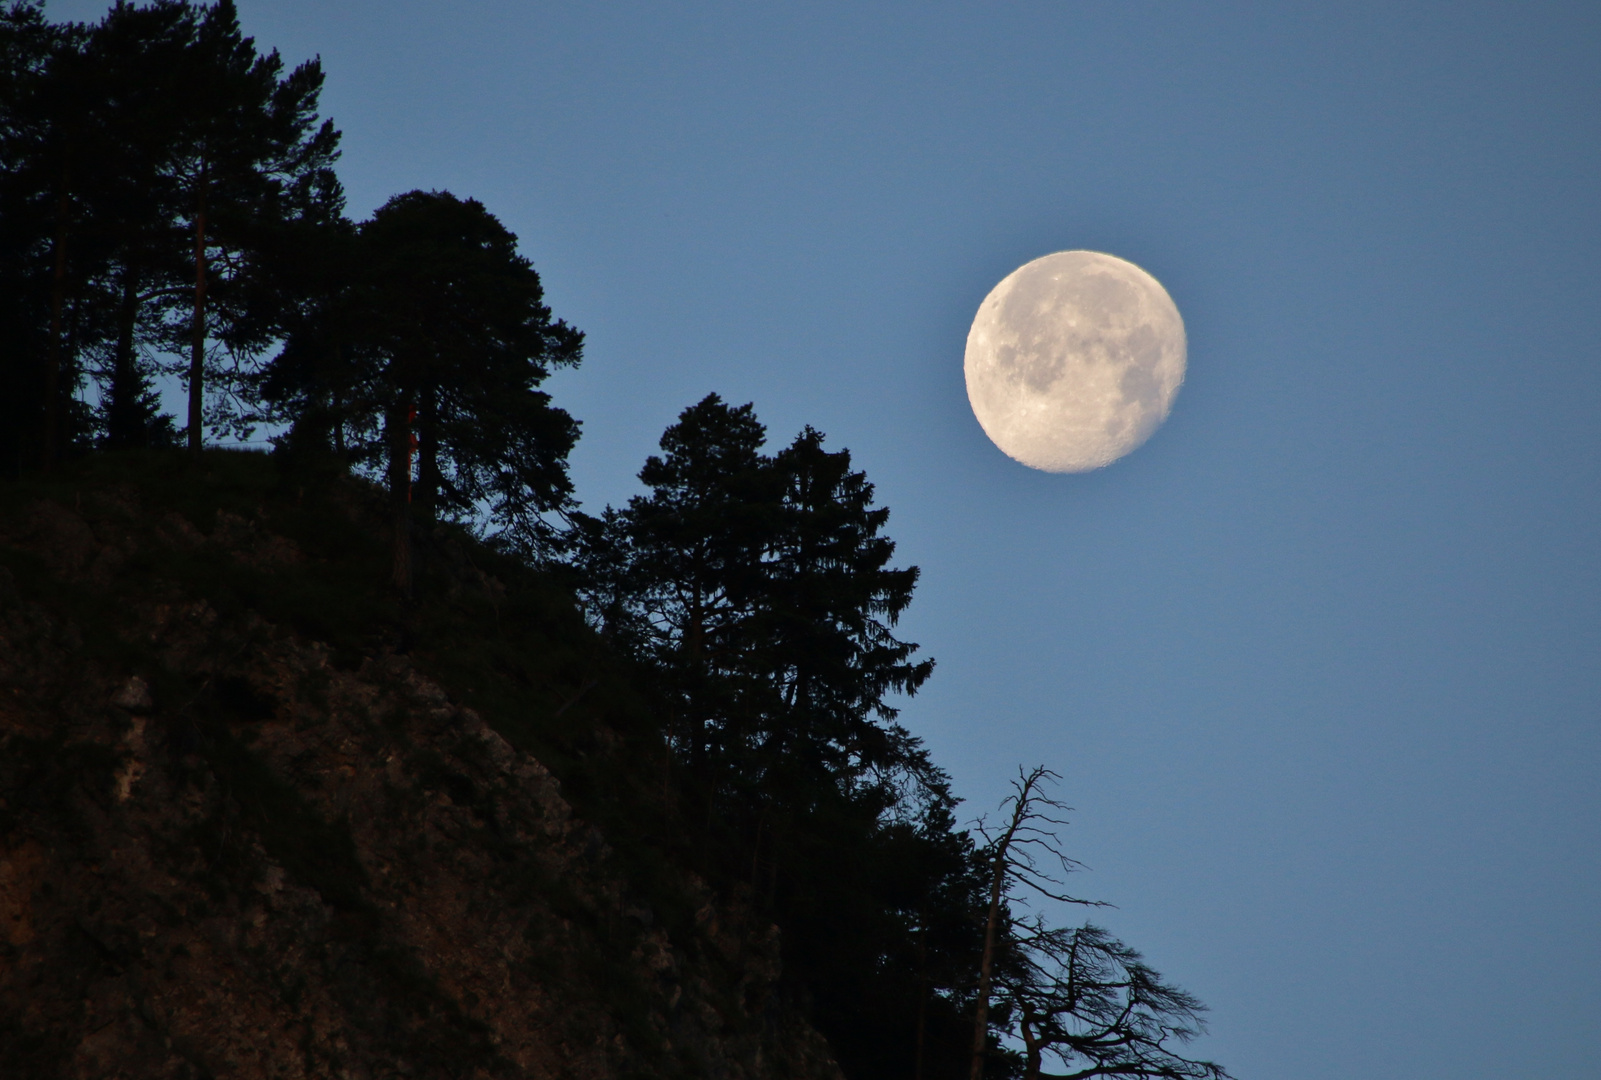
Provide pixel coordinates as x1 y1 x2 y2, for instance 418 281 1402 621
964 250 1186 472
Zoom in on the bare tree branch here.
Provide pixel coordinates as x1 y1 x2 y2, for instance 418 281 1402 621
1000 923 1233 1080
969 766 1107 1080
966 767 1231 1080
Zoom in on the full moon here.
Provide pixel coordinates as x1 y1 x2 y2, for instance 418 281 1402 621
964 250 1186 472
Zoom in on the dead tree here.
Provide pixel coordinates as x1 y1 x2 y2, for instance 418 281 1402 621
998 921 1233 1080
968 766 1103 1080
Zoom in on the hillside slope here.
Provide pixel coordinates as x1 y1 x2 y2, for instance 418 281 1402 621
0 451 842 1080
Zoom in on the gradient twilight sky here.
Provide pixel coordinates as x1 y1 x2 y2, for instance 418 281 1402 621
50 2 1601 1076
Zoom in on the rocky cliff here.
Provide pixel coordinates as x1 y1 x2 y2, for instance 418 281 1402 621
0 452 842 1080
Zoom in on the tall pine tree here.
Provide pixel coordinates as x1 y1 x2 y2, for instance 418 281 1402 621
571 396 984 1080
84 0 197 449
0 2 99 471
0 0 343 466
156 0 340 451
264 189 583 593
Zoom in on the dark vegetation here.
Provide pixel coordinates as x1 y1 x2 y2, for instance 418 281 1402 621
0 3 1232 1079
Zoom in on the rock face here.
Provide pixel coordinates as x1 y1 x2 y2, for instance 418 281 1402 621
0 466 842 1080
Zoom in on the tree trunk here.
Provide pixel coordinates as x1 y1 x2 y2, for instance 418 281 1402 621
686 589 707 773
969 845 1008 1080
106 265 140 448
1020 1016 1043 1080
416 386 439 519
387 398 414 596
187 169 208 454
913 914 930 1080
971 774 1041 1080
750 802 769 890
765 843 779 909
331 345 345 456
44 184 68 471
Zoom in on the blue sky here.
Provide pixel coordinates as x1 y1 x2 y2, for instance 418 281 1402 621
50 2 1601 1076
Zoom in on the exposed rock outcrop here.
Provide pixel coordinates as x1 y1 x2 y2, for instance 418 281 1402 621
0 461 842 1080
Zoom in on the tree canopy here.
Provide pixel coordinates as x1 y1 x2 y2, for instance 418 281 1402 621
262 188 583 591
0 0 341 468
573 395 934 809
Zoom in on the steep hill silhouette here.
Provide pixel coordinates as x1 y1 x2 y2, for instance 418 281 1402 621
0 450 841 1080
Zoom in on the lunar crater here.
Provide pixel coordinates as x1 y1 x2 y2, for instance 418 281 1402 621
964 250 1186 473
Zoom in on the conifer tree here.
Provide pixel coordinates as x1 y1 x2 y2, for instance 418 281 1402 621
0 1 57 473
83 0 197 449
0 1 97 470
265 189 582 593
621 394 780 773
571 396 976 1080
363 190 582 591
155 0 340 452
760 425 934 782
251 209 360 457
0 0 342 465
591 396 933 796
